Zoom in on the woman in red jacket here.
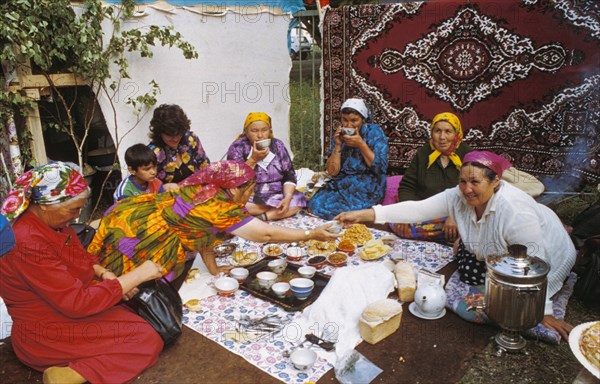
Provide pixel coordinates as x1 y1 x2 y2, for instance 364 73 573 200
0 161 164 384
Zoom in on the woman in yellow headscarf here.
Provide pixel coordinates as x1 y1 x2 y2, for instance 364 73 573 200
226 112 307 221
391 112 473 244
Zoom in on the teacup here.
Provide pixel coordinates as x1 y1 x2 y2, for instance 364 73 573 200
342 127 356 136
268 258 287 274
256 139 271 150
289 278 314 301
229 267 249 283
256 271 278 290
290 348 317 370
214 277 239 297
271 282 290 298
325 220 343 234
298 266 316 279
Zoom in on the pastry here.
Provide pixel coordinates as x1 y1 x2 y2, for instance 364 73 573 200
184 299 202 312
580 321 600 370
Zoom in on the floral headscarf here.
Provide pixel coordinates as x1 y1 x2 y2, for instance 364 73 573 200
242 112 274 139
463 151 512 177
179 160 256 204
427 112 465 169
1 161 89 222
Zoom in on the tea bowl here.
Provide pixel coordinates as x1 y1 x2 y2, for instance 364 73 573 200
289 278 315 300
268 258 287 274
214 277 239 297
229 267 249 283
298 266 316 279
271 282 290 298
256 271 278 289
290 348 317 370
256 139 271 150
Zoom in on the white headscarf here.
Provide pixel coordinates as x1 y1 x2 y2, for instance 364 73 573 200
341 98 369 119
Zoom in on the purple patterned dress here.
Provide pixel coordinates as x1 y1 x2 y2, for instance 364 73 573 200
226 136 307 208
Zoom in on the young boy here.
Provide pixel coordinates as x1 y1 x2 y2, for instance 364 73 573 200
113 144 164 202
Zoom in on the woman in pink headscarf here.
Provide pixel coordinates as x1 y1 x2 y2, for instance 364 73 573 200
89 160 338 278
335 151 576 343
0 162 165 384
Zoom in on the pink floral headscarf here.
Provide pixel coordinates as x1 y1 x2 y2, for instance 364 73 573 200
179 160 256 204
1 161 89 222
463 151 512 177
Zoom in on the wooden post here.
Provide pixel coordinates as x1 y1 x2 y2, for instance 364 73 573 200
15 59 47 166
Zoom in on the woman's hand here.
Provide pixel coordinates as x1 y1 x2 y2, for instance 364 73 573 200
443 216 458 242
333 125 344 146
251 143 269 162
341 131 365 148
541 315 573 341
276 195 292 215
334 208 375 226
311 224 340 241
137 260 165 281
163 183 179 191
391 223 412 238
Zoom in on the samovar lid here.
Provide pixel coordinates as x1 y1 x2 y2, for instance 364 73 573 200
486 244 549 280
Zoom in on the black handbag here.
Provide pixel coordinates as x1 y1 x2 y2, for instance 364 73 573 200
70 223 96 248
572 235 600 310
126 278 183 345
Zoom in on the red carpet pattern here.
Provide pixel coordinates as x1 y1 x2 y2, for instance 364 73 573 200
322 0 600 182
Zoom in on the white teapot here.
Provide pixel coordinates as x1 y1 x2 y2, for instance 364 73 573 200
414 278 446 318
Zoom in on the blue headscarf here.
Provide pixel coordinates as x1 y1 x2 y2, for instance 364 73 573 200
0 214 16 257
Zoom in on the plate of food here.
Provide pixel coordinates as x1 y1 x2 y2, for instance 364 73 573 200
340 224 373 246
568 320 600 379
307 240 336 256
262 243 284 258
359 239 391 260
229 249 263 267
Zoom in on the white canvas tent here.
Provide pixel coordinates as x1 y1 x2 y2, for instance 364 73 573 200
89 0 301 171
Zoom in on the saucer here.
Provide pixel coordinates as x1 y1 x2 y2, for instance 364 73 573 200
408 302 446 320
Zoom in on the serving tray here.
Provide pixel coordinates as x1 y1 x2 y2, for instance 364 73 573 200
239 258 330 312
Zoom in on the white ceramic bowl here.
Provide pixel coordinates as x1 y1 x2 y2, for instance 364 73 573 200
229 267 249 283
342 127 356 136
325 220 343 234
256 138 271 149
289 278 315 300
268 258 287 274
285 246 306 262
290 348 317 370
214 277 239 297
298 266 316 279
271 282 290 298
256 271 278 289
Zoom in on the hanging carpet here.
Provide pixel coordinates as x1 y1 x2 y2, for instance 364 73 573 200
322 0 600 182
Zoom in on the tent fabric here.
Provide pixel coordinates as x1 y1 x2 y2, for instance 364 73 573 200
101 0 305 15
84 3 293 173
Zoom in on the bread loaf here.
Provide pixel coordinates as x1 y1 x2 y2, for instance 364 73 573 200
359 299 403 344
394 261 416 302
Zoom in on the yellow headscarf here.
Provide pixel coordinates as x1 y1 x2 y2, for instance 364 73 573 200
242 112 274 139
427 112 464 169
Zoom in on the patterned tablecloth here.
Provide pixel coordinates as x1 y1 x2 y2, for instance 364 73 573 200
183 211 454 383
